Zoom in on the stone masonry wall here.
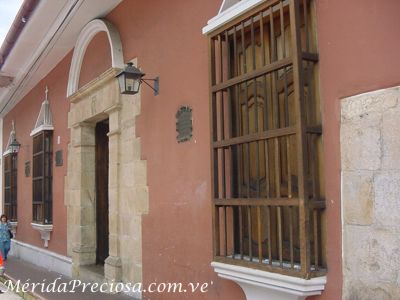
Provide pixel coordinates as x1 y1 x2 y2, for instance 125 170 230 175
341 86 400 299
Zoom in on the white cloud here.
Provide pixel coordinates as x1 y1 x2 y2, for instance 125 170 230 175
0 0 24 46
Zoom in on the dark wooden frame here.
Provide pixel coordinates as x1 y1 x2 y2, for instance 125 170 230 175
32 131 53 224
208 0 325 278
4 153 18 221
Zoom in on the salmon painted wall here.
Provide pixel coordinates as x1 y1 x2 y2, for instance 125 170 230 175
3 53 72 255
311 1 400 299
104 0 245 299
78 31 111 89
5 0 400 299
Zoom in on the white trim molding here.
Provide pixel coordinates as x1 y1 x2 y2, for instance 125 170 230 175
3 120 17 156
30 86 54 137
9 239 72 277
31 223 53 248
67 18 124 97
202 0 266 35
212 262 326 300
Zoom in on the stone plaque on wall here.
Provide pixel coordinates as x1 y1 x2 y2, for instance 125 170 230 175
176 106 192 143
25 161 30 177
55 150 63 166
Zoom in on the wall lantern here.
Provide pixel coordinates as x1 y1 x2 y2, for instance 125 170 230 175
4 120 21 155
116 62 159 96
9 137 21 153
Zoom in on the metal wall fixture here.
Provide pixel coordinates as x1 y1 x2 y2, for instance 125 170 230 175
116 62 159 95
4 120 21 154
9 136 21 153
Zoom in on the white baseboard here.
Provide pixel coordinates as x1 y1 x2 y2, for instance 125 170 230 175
9 239 72 277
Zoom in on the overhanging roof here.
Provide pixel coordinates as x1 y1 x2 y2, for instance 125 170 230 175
0 0 122 117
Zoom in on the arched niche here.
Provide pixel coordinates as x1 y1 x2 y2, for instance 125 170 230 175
67 19 124 97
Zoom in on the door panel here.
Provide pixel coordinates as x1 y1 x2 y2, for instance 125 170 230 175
95 120 109 265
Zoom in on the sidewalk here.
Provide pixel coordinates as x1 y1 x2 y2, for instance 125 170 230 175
0 282 23 300
2 257 134 300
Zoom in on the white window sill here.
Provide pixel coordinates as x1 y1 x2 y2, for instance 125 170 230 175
211 262 326 300
31 223 53 248
9 221 17 238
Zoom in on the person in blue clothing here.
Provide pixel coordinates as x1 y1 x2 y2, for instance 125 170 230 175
0 214 11 261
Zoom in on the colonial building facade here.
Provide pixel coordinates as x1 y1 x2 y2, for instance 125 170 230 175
0 0 400 299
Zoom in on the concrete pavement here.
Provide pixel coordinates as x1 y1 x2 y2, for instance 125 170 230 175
2 257 134 300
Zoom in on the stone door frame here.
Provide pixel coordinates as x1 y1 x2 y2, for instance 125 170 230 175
66 67 148 284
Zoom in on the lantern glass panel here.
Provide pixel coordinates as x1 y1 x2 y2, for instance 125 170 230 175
126 78 135 93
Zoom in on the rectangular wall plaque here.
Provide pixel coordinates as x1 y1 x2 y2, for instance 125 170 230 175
55 150 63 166
25 161 30 177
176 106 193 143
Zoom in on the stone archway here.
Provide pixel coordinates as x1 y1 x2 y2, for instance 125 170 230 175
65 20 148 288
67 19 124 97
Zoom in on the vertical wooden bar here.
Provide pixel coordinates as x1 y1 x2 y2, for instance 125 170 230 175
215 207 220 256
224 206 228 256
218 36 226 199
275 138 281 197
42 136 45 222
251 17 256 72
225 29 235 202
233 25 238 76
251 18 261 199
224 29 235 259
287 136 292 197
280 1 285 59
269 7 276 62
233 28 243 199
241 22 251 199
289 0 311 278
260 12 269 134
309 135 317 200
225 30 231 78
265 141 270 197
277 206 283 266
218 35 224 84
313 209 319 270
260 11 266 67
303 0 309 52
289 206 294 267
209 37 220 257
257 206 262 262
248 206 253 261
282 2 291 207
267 206 272 264
239 206 244 259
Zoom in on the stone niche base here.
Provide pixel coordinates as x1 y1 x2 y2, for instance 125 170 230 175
211 262 326 300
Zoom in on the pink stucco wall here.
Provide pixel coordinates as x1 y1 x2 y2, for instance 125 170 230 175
105 0 243 298
4 0 400 299
312 1 400 299
3 53 71 255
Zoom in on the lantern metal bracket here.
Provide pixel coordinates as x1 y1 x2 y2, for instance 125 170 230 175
116 62 160 96
141 77 159 96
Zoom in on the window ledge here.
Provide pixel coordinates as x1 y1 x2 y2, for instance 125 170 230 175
31 223 53 248
9 221 17 238
202 0 265 35
30 125 54 137
211 262 326 300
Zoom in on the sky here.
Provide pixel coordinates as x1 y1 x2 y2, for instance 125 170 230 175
0 0 24 47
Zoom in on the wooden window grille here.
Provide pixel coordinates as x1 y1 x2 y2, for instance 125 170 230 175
208 0 325 278
4 153 18 221
32 131 53 224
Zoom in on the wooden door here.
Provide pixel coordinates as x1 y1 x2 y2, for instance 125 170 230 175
95 120 109 265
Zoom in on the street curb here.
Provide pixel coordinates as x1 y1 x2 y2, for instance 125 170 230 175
0 273 43 300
